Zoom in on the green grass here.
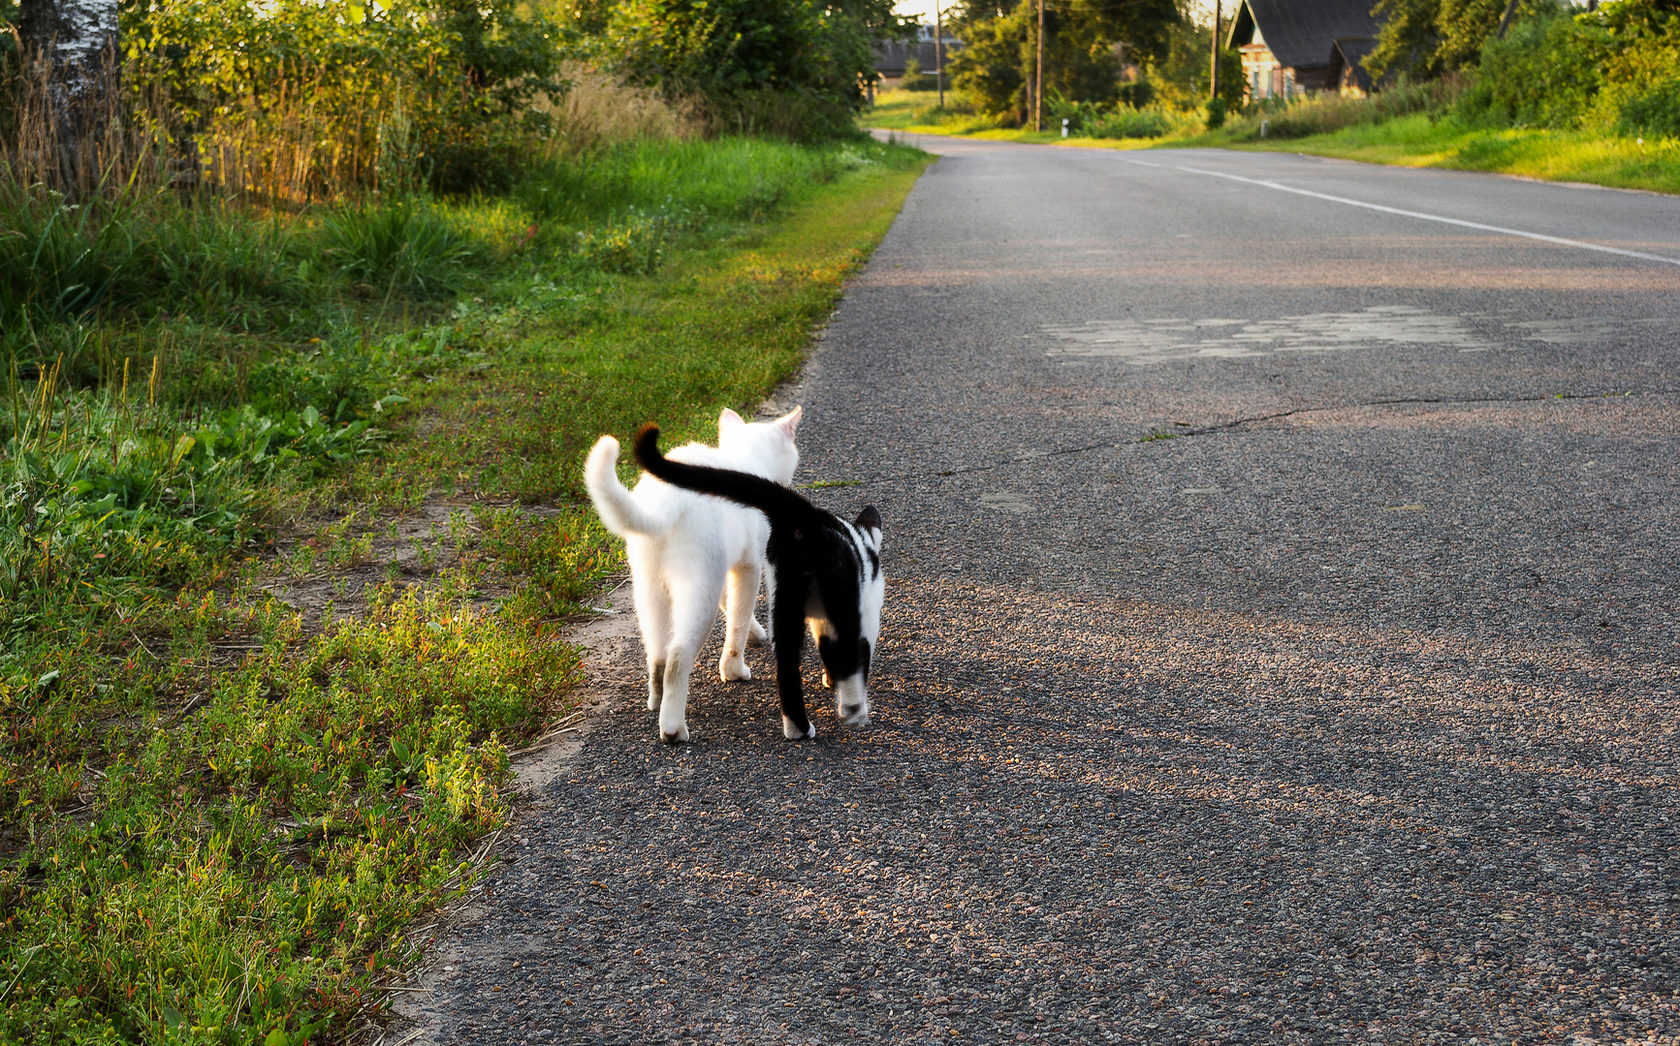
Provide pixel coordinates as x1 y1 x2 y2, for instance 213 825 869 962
864 87 1680 195
0 134 930 1045
1213 114 1680 194
863 89 1206 150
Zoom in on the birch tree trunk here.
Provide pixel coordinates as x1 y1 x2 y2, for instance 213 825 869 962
15 0 121 195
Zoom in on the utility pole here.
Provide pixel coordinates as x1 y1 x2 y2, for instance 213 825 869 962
935 1 945 109
1209 0 1221 102
1035 0 1044 131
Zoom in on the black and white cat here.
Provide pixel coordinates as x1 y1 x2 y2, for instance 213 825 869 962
584 407 801 743
633 423 884 741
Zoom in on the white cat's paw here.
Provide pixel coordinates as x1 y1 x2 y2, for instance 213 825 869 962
782 717 817 741
838 702 870 727
660 723 690 745
746 619 768 647
719 656 752 682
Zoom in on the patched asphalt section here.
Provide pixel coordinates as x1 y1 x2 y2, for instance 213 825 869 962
392 140 1680 1044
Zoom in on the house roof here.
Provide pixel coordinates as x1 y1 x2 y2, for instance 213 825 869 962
1329 36 1379 90
1227 0 1381 71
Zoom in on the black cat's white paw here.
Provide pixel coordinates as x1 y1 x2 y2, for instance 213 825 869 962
782 717 817 740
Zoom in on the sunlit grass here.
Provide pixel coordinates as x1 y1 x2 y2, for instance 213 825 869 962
0 134 931 1044
866 85 1680 195
861 89 1202 149
1217 115 1680 194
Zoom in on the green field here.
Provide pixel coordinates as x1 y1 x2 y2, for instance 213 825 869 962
1 135 928 1045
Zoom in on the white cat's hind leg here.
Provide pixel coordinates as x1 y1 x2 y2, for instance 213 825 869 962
657 579 720 744
719 563 761 682
627 549 671 713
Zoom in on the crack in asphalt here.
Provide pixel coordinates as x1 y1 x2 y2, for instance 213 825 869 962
847 388 1663 487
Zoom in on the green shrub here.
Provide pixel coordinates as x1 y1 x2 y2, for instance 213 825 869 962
1455 0 1680 137
1613 74 1680 138
128 0 570 197
900 56 940 92
1597 33 1680 138
1458 5 1600 128
606 0 891 140
1205 97 1227 130
1089 107 1174 139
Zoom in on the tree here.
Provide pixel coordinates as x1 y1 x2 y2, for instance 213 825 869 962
947 0 1181 123
608 0 908 137
1145 10 1243 111
11 0 119 192
1366 0 1542 80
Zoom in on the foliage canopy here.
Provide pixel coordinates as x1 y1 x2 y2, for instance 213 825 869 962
1456 0 1680 138
606 0 910 139
945 0 1185 124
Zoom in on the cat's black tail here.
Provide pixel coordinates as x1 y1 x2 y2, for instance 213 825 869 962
634 424 823 531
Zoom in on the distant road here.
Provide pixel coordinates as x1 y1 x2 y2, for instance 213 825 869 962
415 138 1680 1044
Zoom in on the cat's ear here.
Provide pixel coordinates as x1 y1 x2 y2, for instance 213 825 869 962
774 405 803 439
718 407 745 435
854 505 881 535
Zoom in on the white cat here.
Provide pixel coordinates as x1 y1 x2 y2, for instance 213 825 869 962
634 423 884 742
583 406 802 743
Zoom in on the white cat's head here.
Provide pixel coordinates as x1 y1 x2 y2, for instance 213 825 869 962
717 405 802 485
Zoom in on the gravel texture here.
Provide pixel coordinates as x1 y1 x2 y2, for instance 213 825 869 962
393 140 1680 1044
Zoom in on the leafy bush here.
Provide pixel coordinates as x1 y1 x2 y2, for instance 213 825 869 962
606 0 901 139
1596 27 1680 138
1456 0 1680 138
1458 5 1600 128
115 0 569 198
1089 108 1174 139
1046 93 1177 139
1612 73 1680 138
1204 97 1227 130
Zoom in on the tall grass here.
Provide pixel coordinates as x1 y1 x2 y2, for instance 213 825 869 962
543 62 702 153
0 119 928 1043
521 135 886 226
1219 77 1467 141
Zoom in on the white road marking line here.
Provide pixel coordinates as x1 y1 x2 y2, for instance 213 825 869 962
1121 157 1680 268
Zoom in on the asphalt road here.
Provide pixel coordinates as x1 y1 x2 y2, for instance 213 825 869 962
402 139 1680 1044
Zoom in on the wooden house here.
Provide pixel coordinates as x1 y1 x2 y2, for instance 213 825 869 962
1225 0 1381 101
873 24 964 84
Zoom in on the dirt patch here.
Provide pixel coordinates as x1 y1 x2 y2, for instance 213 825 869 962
370 577 638 1046
362 396 805 1045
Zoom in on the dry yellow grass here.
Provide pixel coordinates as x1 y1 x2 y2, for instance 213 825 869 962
546 62 703 153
